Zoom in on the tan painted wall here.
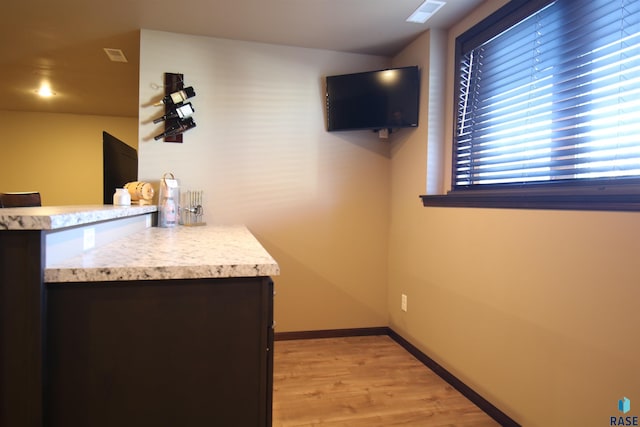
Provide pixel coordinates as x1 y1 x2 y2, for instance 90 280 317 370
388 1 640 426
0 110 137 205
5 8 636 423
138 30 391 332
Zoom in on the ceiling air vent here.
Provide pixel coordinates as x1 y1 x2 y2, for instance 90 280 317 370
103 48 128 63
406 0 446 24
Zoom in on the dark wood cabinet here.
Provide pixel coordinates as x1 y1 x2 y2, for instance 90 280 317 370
1 228 274 427
46 277 274 427
0 230 46 427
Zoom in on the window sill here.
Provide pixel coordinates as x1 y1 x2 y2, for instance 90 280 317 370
420 192 640 212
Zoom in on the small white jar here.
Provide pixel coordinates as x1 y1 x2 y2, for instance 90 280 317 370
113 188 131 206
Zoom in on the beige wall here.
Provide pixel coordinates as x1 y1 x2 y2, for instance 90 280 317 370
138 30 391 332
388 1 640 426
0 110 137 205
5 7 637 423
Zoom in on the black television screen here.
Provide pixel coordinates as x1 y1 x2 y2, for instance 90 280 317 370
102 131 138 204
326 66 420 132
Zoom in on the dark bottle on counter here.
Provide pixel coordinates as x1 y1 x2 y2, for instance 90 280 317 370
154 86 196 106
153 103 195 124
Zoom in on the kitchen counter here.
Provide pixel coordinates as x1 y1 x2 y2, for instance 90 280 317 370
45 225 280 283
0 204 157 230
0 204 278 427
0 204 279 282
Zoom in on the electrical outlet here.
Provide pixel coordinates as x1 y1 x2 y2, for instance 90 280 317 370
83 227 95 250
401 294 408 312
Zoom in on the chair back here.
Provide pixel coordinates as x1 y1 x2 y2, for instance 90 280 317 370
0 192 42 208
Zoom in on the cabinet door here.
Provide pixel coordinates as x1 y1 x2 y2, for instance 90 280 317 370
0 230 45 427
46 277 273 427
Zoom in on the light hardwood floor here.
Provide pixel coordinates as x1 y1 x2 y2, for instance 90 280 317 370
272 335 499 427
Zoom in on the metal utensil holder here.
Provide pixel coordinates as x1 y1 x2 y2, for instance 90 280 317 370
179 190 206 226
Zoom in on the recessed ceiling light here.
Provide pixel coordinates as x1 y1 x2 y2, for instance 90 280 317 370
103 48 128 63
406 0 446 24
35 83 55 97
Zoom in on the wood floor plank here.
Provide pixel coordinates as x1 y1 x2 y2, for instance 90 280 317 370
273 335 499 427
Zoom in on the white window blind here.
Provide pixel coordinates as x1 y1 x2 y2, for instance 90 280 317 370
454 0 640 189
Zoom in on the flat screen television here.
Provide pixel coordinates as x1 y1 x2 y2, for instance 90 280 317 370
326 66 420 132
102 131 138 204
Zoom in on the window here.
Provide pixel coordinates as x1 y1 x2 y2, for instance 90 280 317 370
422 0 640 211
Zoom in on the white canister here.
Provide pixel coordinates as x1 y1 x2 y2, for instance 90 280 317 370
113 188 131 206
158 173 179 227
159 193 177 227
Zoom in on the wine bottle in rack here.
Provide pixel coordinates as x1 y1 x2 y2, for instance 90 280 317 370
153 117 196 141
154 86 196 106
153 103 195 124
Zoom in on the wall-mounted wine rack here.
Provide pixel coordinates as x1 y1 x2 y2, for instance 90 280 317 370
152 72 197 142
164 73 184 143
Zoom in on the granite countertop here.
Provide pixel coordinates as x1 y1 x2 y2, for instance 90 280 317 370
0 205 157 230
45 225 280 283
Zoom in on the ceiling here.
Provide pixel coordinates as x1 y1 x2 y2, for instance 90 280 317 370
1 0 485 118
